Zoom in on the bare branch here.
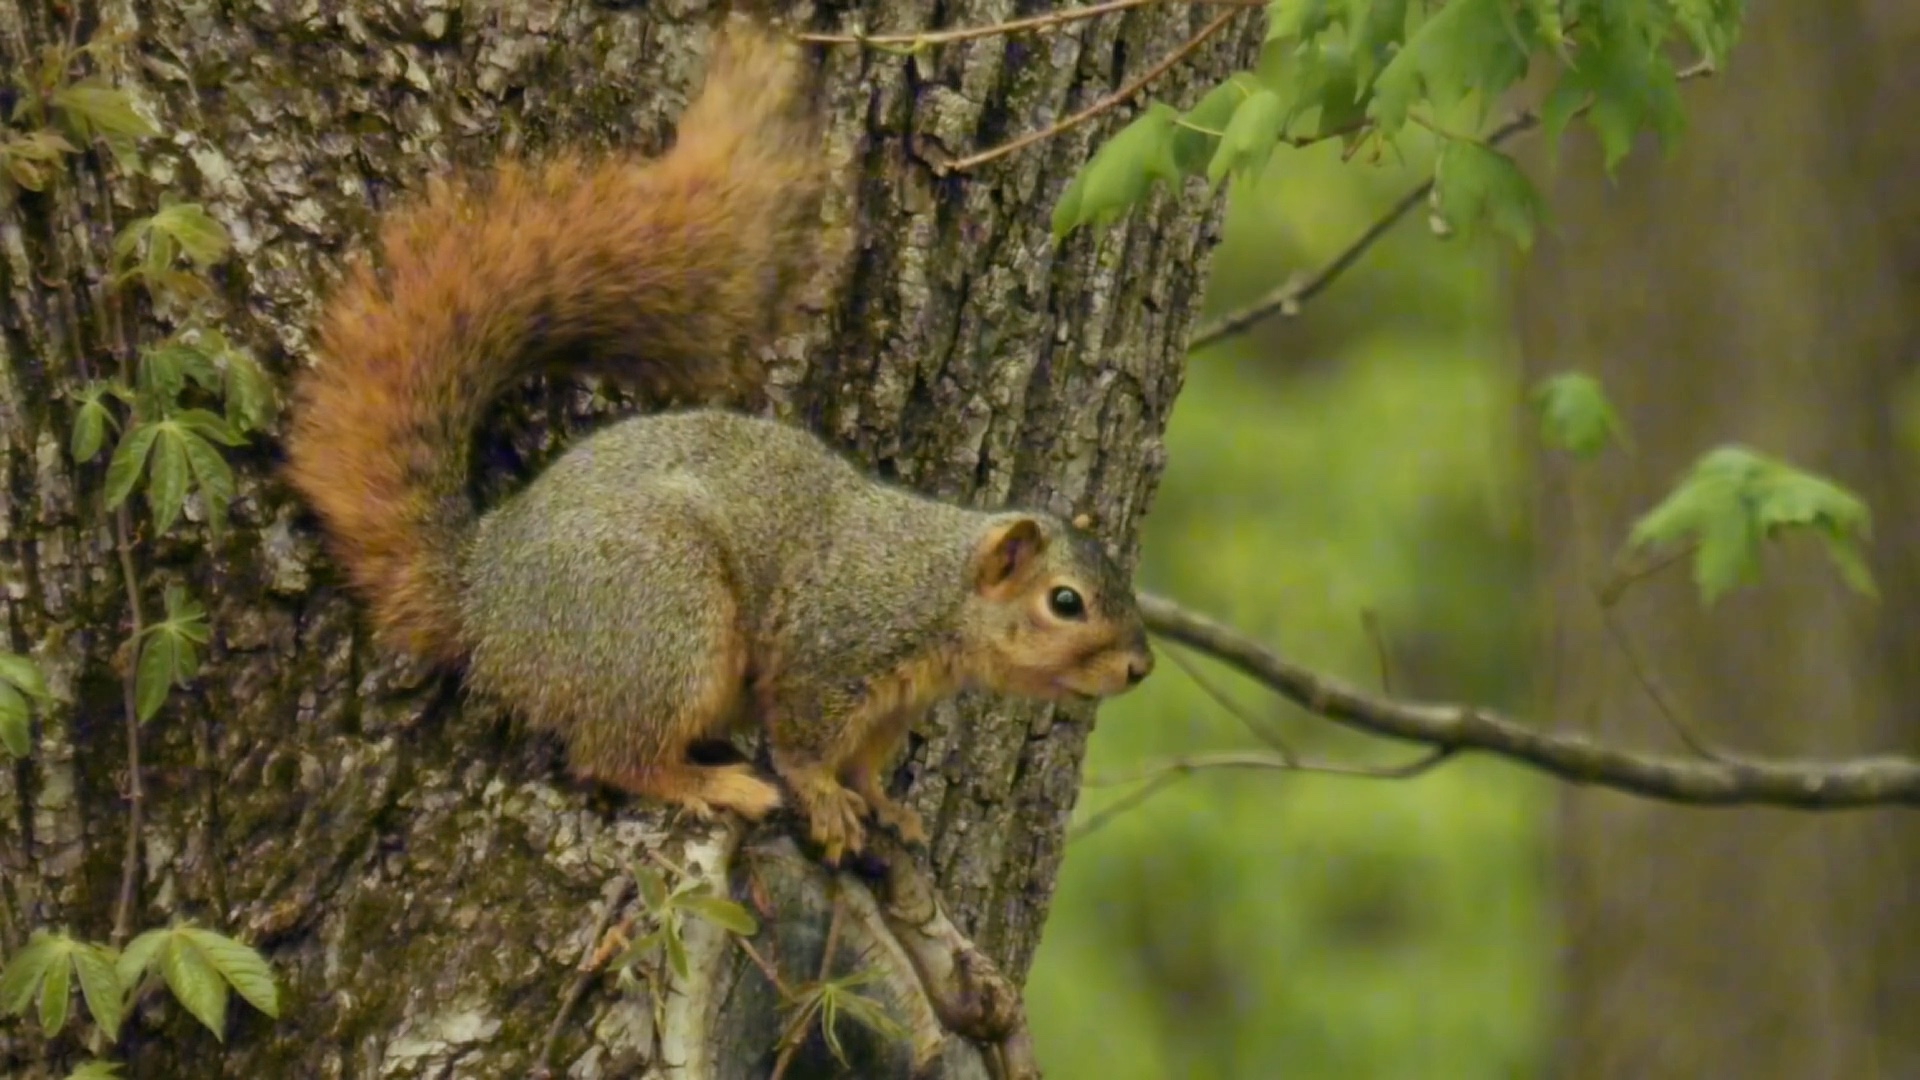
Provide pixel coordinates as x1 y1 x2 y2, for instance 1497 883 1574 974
1188 60 1718 350
533 875 637 1079
936 6 1248 175
799 0 1261 48
1073 745 1453 840
1161 641 1299 762
1137 592 1920 809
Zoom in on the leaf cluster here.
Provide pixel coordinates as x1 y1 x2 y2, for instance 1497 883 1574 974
1053 0 1747 247
0 924 278 1050
1531 372 1875 605
778 966 910 1069
615 861 763 985
1 19 154 194
0 20 288 1076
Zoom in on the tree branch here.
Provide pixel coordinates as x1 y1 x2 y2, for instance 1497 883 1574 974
935 6 1248 175
799 0 1260 49
1187 60 1719 351
1136 592 1920 809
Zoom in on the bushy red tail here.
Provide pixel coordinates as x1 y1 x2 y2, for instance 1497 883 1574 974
283 21 823 664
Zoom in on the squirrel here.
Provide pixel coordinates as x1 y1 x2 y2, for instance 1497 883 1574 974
282 19 1156 864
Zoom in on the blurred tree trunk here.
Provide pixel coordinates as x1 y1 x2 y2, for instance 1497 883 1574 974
0 0 1255 1074
1517 3 1920 1076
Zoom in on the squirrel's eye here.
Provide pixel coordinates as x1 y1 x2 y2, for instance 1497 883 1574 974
1048 586 1086 620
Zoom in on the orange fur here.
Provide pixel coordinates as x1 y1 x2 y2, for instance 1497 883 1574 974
282 22 820 665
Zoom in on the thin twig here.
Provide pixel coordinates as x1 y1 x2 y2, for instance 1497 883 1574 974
1596 541 1696 606
1072 746 1453 840
800 0 1260 48
1162 641 1298 762
534 876 637 1078
109 509 145 947
1188 59 1718 349
735 936 793 999
1068 769 1187 842
1360 608 1394 693
1138 591 1920 809
937 6 1247 175
1596 598 1728 762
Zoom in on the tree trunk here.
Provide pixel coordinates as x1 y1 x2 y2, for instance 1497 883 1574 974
1517 3 1920 1076
0 0 1256 1074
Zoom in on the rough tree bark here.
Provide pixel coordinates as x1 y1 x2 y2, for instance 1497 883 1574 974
1517 3 1920 1076
0 0 1258 1075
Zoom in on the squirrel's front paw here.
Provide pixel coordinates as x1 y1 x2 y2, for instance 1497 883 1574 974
791 778 870 864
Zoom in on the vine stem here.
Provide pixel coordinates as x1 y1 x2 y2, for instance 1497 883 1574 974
93 162 147 948
109 507 146 947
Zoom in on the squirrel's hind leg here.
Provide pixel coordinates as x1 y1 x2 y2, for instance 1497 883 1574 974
584 761 782 822
466 496 779 821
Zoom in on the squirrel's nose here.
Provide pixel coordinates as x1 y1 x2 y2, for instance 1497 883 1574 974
1126 650 1154 686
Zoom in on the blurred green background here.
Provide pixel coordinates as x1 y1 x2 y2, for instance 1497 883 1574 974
1024 134 1559 1078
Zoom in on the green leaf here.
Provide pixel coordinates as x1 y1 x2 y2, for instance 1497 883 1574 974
1368 0 1532 136
0 683 29 758
1169 78 1248 176
135 626 180 723
103 421 160 509
661 921 689 981
632 863 669 912
71 394 113 462
612 927 664 973
1432 139 1542 249
71 941 124 1041
219 344 277 432
117 929 169 990
1294 42 1372 141
1533 372 1625 458
148 425 191 536
676 894 760 937
162 585 211 645
147 203 230 269
38 945 71 1036
822 981 907 1059
51 81 160 140
176 408 244 447
1689 492 1761 603
139 340 224 408
1205 89 1288 187
159 931 229 1040
0 129 79 191
1627 445 1876 605
1673 0 1744 66
64 1061 125 1080
1348 0 1412 90
1 931 61 1016
1049 103 1181 238
0 651 51 703
179 927 279 1019
1265 0 1335 44
1540 18 1686 174
181 429 235 540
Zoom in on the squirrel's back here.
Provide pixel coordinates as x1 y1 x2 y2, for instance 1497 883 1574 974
282 21 823 665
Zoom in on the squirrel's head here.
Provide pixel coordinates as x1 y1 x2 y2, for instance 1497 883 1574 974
959 514 1154 702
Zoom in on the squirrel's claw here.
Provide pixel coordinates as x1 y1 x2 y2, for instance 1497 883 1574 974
791 777 870 865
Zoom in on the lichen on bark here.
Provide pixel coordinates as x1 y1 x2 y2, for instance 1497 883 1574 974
0 0 1257 1074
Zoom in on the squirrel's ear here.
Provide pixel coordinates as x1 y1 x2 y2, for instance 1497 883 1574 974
973 517 1048 594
